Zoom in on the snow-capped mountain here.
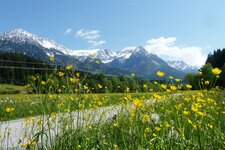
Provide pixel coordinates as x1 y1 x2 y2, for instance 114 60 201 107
110 46 185 79
0 29 188 79
70 49 117 63
167 60 199 73
0 29 71 55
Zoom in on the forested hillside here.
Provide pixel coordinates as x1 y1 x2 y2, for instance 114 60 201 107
0 52 156 93
0 53 54 85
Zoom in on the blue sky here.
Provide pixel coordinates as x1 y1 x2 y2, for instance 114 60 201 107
1 0 225 66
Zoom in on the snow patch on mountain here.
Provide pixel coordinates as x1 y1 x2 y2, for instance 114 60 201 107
117 46 137 60
70 49 117 63
167 60 199 73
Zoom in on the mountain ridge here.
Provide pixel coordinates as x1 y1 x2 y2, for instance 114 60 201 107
0 29 193 79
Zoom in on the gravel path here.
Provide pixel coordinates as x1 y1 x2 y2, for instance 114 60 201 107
0 99 160 149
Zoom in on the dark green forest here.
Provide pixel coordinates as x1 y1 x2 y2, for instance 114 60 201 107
0 52 154 93
0 53 55 85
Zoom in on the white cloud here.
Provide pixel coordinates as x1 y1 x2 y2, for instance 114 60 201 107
144 37 207 67
76 28 106 47
76 29 100 40
64 28 72 35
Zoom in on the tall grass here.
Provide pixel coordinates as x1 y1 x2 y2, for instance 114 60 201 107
0 65 224 149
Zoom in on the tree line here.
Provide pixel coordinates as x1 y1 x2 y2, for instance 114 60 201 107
0 52 155 93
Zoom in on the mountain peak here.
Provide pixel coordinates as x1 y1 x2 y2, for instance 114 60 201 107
7 29 34 38
0 29 71 55
167 60 199 73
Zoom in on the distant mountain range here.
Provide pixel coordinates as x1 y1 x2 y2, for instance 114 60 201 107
0 29 198 79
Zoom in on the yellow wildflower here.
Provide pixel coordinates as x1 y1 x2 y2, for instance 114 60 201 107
212 68 222 75
113 122 119 127
70 77 77 83
208 124 213 129
161 84 167 89
133 99 143 107
76 72 80 77
143 84 147 89
84 85 88 90
49 56 54 61
197 111 205 116
6 107 15 113
153 93 162 100
188 119 193 124
144 128 151 134
98 84 103 89
170 85 177 91
191 105 198 112
186 84 192 89
66 65 73 70
58 71 64 77
142 114 150 123
169 76 173 79
183 110 190 116
164 121 171 128
41 81 46 85
155 127 161 132
175 78 181 82
157 71 165 77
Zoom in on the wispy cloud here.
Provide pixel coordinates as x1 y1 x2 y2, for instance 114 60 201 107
76 29 106 47
144 37 207 67
64 28 72 35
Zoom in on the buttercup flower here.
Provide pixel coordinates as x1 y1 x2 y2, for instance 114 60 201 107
212 68 222 75
66 65 73 70
186 84 192 89
133 99 143 107
6 107 15 113
49 56 54 61
157 71 165 77
58 71 64 77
